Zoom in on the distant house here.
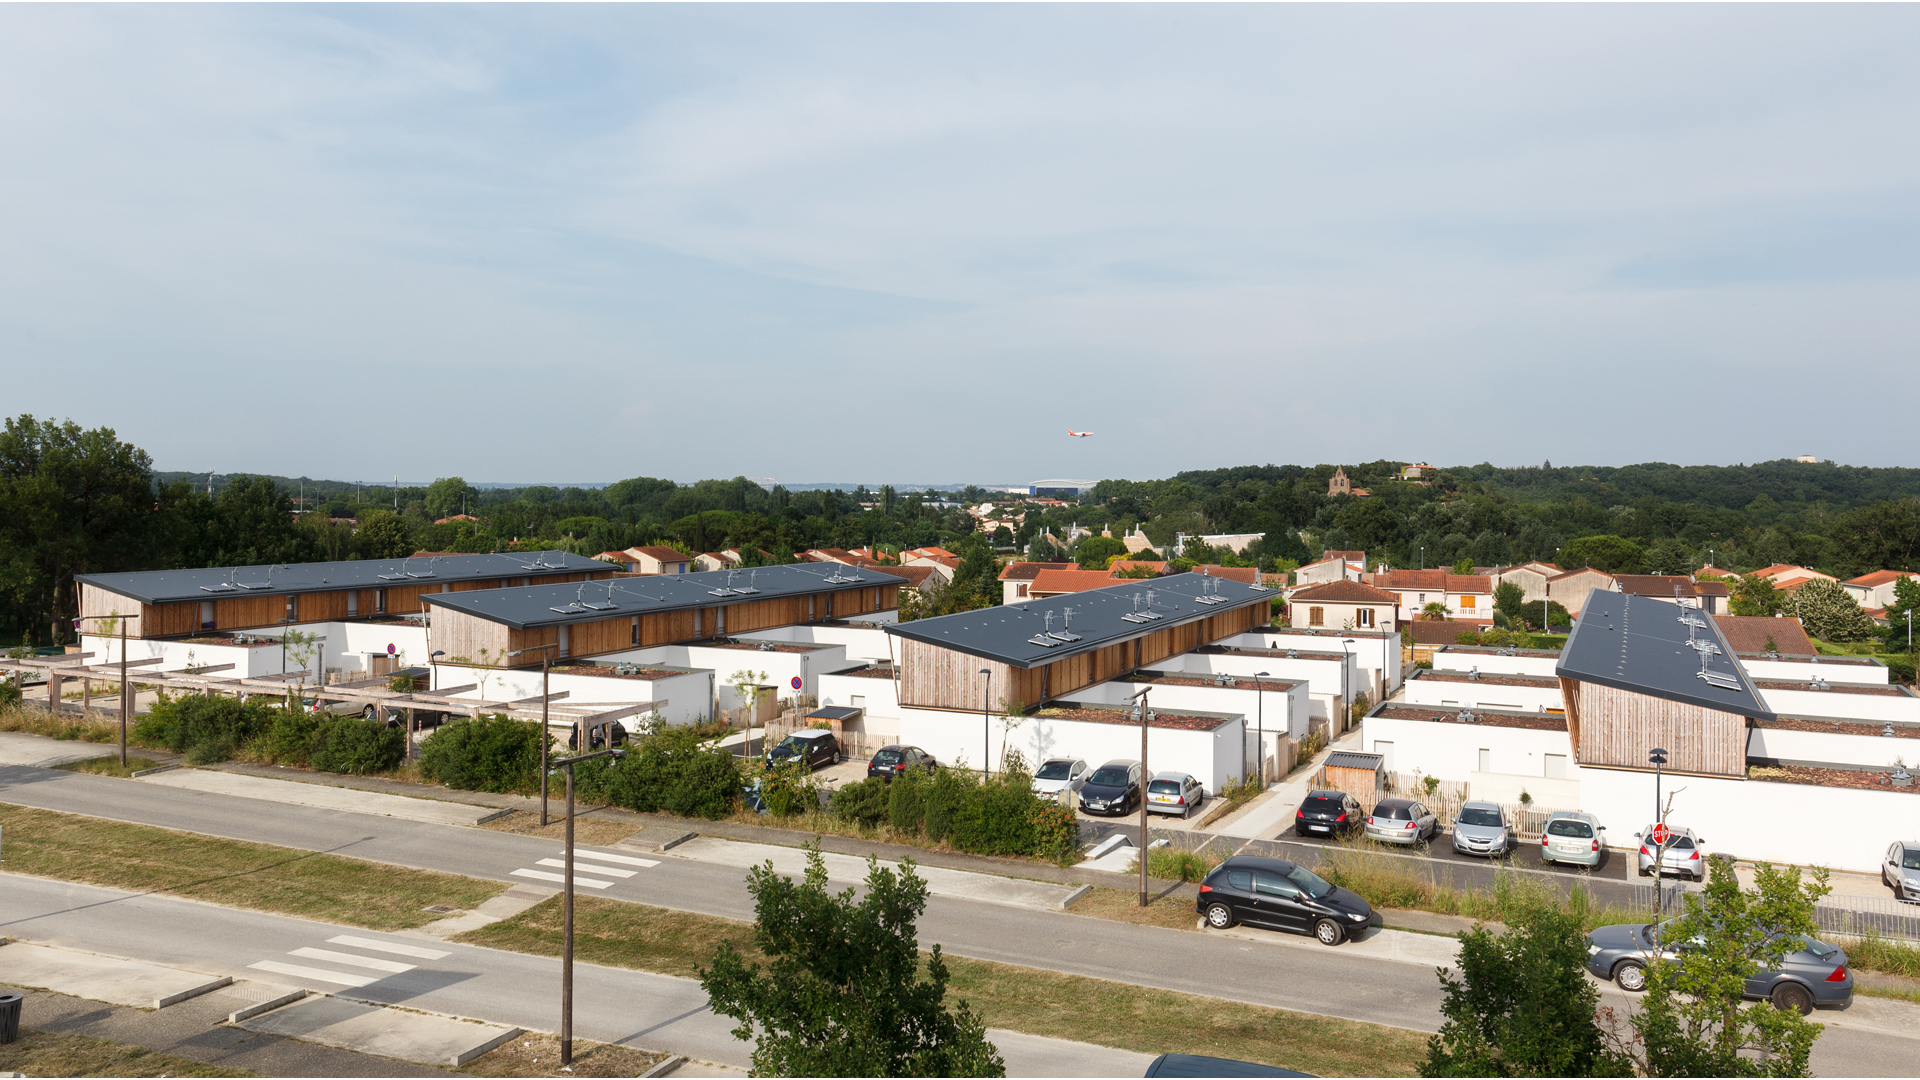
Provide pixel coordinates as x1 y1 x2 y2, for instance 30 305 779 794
1713 614 1817 656
1120 525 1157 555
1295 554 1366 587
1288 579 1398 631
1370 569 1493 626
872 564 941 597
1190 565 1260 585
1399 463 1435 481
620 546 692 575
1546 568 1615 618
904 553 962 584
999 561 1075 604
1407 619 1492 647
901 546 958 562
1842 570 1920 610
1107 560 1167 578
1749 564 1835 588
1492 562 1560 605
432 514 481 526
694 551 738 573
1026 569 1128 599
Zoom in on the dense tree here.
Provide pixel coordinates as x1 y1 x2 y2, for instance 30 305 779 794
1830 499 1920 578
423 476 476 520
1074 535 1126 569
356 511 416 560
700 844 1004 1077
1730 574 1783 618
1789 578 1877 642
1558 535 1649 575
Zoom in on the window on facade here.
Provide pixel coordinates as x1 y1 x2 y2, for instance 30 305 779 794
1417 593 1426 603
631 616 639 646
558 625 571 658
200 601 215 629
1356 608 1373 628
1308 606 1325 626
1460 595 1476 609
347 592 358 617
375 588 387 614
1017 584 1029 597
286 596 296 619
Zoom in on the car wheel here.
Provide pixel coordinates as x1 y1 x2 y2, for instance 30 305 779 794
1771 982 1814 1016
1613 960 1647 993
1314 917 1345 946
1205 903 1235 929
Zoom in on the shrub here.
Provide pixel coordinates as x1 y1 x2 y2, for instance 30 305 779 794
831 777 891 828
0 680 20 708
138 693 274 764
581 724 742 819
307 716 405 774
1028 802 1080 863
418 714 544 793
888 769 928 833
759 760 818 817
922 768 970 842
949 777 1041 855
257 708 321 766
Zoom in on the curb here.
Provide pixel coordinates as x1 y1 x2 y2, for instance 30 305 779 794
639 1054 687 1077
1060 884 1093 910
155 974 231 1009
228 988 308 1024
474 808 518 825
452 1026 524 1067
130 763 180 779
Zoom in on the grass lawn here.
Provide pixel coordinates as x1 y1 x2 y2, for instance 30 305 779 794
53 755 162 778
478 808 645 847
0 1027 249 1078
460 1032 664 1078
455 895 1429 1077
0 804 504 931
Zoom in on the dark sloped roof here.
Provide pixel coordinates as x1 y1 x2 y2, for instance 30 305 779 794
1558 592 1772 719
77 551 609 606
886 571 1272 669
1325 750 1384 771
421 562 896 631
1614 575 1698 598
998 562 1074 581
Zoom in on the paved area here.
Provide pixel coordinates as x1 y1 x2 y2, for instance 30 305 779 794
140 767 506 827
0 731 111 768
237 993 520 1067
0 941 229 1009
671 836 1081 910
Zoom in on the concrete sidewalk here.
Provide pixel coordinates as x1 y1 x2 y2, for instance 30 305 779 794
670 836 1082 911
0 941 230 1009
0 730 115 769
138 767 510 827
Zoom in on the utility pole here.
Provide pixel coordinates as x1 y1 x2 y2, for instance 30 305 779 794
552 744 625 1067
510 643 561 825
1649 746 1669 914
1130 686 1153 907
977 668 992 778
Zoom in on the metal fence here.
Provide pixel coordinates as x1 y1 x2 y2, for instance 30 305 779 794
1625 884 1920 942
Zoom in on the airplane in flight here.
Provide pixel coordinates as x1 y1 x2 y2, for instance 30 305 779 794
1067 429 1093 438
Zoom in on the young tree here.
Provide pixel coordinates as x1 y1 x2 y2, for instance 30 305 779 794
701 843 1004 1077
1451 557 1476 576
1421 893 1631 1077
1620 858 1831 1077
1074 535 1126 569
1730 573 1783 618
1493 581 1526 623
1791 578 1877 642
357 510 416 560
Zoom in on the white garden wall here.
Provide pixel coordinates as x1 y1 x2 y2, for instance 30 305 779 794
1234 629 1403 700
738 624 895 665
817 672 902 739
898 706 1246 791
1758 685 1920 724
1430 647 1561 678
1747 726 1920 771
1167 652 1354 724
433 665 714 727
1740 657 1887 686
1361 714 1574 785
1400 675 1563 713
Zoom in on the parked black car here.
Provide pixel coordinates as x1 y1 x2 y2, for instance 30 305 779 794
1294 789 1364 839
1078 759 1142 816
868 744 939 780
567 720 628 751
1144 1053 1314 1077
765 729 841 770
1196 856 1382 945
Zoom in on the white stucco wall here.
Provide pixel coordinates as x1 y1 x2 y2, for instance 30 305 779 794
1748 725 1920 770
1758 685 1920 724
433 665 714 728
1235 629 1402 700
1362 714 1574 785
1068 679 1306 741
738 624 894 665
1168 652 1355 723
898 706 1246 791
1430 647 1561 678
1740 657 1887 686
817 673 901 738
82 621 432 683
1400 676 1563 713
596 643 847 710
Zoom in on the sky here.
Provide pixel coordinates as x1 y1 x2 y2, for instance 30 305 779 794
3 5 1917 486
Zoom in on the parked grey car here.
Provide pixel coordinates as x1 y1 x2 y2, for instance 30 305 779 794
1540 811 1607 869
1451 801 1513 858
1364 798 1438 846
1636 824 1707 881
1146 772 1206 818
1883 842 1920 902
1585 921 1853 1014
1032 757 1090 798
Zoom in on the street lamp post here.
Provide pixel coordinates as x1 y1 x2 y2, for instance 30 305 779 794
551 745 626 1067
977 668 992 777
1253 670 1271 785
510 643 561 826
1649 746 1669 913
1129 686 1154 907
74 615 129 766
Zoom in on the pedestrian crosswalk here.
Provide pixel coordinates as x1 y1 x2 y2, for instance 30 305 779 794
248 935 451 988
507 847 660 890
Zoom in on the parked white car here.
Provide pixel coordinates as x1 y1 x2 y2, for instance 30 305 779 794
1032 757 1090 797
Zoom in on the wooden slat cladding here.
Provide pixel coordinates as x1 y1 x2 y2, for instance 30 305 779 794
724 596 812 635
214 594 285 630
642 610 697 647
505 625 559 661
1568 680 1747 778
78 584 151 637
296 591 351 623
143 603 197 637
567 614 634 657
434 608 512 662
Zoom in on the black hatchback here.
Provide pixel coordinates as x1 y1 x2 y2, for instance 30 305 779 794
868 744 939 780
1197 856 1382 945
1079 759 1142 816
1294 789 1363 839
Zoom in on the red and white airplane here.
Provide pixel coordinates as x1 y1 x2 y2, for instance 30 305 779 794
1067 429 1093 438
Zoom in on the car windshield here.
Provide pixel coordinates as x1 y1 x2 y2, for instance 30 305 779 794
1905 849 1920 871
1035 761 1074 780
873 750 902 765
775 736 808 752
1548 819 1594 838
1459 808 1504 827
1149 779 1182 794
1087 767 1131 786
1284 865 1335 900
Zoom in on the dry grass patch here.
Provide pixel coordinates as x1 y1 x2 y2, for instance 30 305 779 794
52 755 162 778
0 1027 249 1078
460 1031 664 1078
0 804 504 931
477 809 644 847
0 703 128 744
457 894 1425 1076
1068 886 1203 931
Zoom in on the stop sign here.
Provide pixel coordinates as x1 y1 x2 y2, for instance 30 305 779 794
1650 823 1672 845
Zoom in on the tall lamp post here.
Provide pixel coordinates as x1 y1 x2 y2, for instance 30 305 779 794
510 643 561 826
73 615 129 766
977 668 992 777
1128 686 1154 907
1649 746 1669 913
1253 671 1271 785
551 744 626 1067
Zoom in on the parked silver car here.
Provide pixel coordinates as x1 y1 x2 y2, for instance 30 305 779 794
1146 772 1206 818
1636 824 1707 881
1585 921 1852 1014
1364 798 1438 846
1541 811 1607 869
1452 801 1513 858
1882 842 1920 902
1032 757 1090 798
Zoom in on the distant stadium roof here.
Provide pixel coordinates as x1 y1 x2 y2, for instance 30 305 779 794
421 562 894 630
885 570 1270 668
1557 592 1773 720
76 551 609 606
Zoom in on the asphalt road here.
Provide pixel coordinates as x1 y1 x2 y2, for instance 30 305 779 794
3 762 1916 1075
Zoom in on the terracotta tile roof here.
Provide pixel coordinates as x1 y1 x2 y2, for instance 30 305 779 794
904 546 958 560
1694 581 1729 597
1107 560 1167 575
870 564 937 588
1028 569 1128 595
1846 570 1920 588
1548 567 1613 583
1192 565 1259 584
1613 574 1698 598
1445 574 1491 594
1288 579 1400 604
1407 620 1491 646
1750 564 1834 583
1711 615 1816 656
1323 550 1366 564
1372 569 1446 591
998 561 1075 581
630 546 690 563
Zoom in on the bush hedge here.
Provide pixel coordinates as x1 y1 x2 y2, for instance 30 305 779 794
832 766 1079 862
418 714 544 794
129 692 404 774
576 725 742 820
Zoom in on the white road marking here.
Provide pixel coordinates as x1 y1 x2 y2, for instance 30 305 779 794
288 947 415 974
511 868 612 888
326 936 450 960
536 857 636 878
568 849 660 868
248 960 377 988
